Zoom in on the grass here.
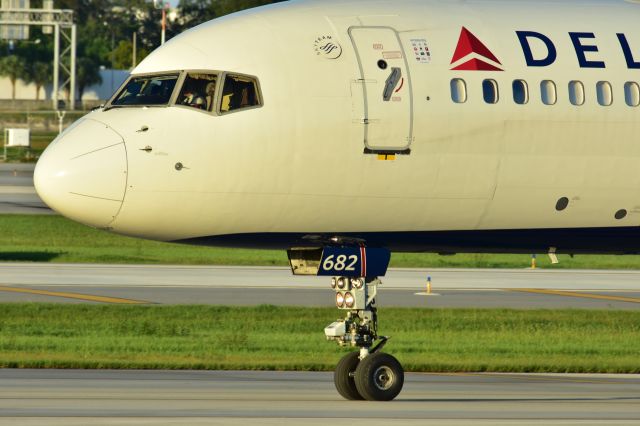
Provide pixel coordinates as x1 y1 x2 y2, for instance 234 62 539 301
0 214 288 265
4 214 640 268
0 305 638 372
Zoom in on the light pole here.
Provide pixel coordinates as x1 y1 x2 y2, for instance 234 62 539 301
161 5 166 45
153 0 170 45
111 31 115 93
132 32 137 68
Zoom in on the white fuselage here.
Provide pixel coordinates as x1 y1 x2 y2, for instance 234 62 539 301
34 0 640 253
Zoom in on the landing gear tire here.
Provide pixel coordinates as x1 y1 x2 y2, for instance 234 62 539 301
354 352 404 401
334 352 364 400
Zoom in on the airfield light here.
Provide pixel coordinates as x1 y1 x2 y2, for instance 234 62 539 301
336 292 345 308
344 292 355 308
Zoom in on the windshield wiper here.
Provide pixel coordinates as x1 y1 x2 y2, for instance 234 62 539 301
102 104 123 112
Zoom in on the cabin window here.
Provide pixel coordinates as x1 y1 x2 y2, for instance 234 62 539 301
568 81 585 106
596 81 613 106
540 80 557 105
483 79 499 104
110 73 179 106
219 74 261 113
624 82 640 107
512 80 528 104
450 78 467 103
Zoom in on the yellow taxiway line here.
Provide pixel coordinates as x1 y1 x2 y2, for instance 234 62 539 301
0 286 149 304
509 288 640 304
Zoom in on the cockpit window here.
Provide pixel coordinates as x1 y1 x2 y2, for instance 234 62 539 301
106 70 261 114
177 73 218 112
220 74 261 113
111 74 179 106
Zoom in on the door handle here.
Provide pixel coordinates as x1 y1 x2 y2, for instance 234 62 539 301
383 67 402 101
139 146 152 153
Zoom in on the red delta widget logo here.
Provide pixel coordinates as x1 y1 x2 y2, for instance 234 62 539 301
450 27 640 70
450 27 504 71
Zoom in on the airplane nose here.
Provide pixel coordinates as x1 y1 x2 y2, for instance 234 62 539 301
34 118 127 228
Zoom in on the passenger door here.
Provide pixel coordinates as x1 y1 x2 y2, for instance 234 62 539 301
349 27 413 153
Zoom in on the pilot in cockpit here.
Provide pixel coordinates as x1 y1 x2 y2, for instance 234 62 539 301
179 83 207 110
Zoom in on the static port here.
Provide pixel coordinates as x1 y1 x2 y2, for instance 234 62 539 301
555 197 569 211
615 209 627 220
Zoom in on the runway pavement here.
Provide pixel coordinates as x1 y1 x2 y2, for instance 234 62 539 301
0 369 638 425
0 163 52 214
1 263 640 308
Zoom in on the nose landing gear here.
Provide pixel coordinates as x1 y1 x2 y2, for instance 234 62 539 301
287 246 400 400
325 277 404 401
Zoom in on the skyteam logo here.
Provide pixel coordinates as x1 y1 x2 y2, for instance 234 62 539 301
450 27 504 71
314 35 342 60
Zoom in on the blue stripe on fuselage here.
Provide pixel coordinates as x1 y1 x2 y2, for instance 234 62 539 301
174 226 640 254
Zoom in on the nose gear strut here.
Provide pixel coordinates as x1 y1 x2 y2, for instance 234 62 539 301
325 276 404 401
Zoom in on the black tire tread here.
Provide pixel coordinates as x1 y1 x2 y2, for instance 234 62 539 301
354 352 404 401
334 352 364 400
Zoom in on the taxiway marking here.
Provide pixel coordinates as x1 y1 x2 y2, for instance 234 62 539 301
510 288 640 304
0 286 149 304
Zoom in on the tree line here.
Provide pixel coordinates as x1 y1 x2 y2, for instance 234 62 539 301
0 0 284 102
